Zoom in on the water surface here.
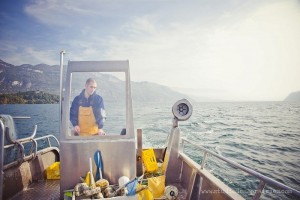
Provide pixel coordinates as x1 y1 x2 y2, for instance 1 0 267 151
1 101 299 199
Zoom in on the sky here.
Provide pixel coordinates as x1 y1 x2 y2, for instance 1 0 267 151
0 0 300 101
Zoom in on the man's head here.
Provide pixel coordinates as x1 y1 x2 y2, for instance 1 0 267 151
85 78 97 97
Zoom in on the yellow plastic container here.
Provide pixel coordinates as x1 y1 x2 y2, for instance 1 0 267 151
46 162 60 179
142 148 158 172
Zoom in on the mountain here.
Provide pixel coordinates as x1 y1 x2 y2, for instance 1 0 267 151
0 59 190 103
132 81 190 103
0 59 60 94
284 91 300 101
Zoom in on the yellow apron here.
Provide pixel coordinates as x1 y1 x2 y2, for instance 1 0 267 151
78 106 98 136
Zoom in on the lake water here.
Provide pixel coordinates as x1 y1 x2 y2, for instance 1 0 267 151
1 101 299 200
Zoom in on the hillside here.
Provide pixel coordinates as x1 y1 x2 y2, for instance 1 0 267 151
0 91 59 104
284 91 300 101
0 59 190 103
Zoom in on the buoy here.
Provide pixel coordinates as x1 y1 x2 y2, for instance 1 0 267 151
117 176 130 196
118 176 130 187
165 185 178 200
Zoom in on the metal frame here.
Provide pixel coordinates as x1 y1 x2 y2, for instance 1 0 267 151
0 120 4 200
61 60 134 140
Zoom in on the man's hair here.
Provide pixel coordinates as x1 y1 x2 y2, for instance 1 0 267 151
86 78 96 85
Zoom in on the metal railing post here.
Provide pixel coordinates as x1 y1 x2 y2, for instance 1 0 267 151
201 151 208 169
47 137 51 147
0 121 5 200
253 180 266 200
179 138 184 156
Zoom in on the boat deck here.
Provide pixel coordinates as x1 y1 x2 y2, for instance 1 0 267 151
10 180 60 200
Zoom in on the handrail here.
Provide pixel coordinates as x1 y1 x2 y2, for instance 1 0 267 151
3 134 60 170
29 138 38 160
3 146 59 171
4 134 59 149
12 116 31 119
5 125 37 144
181 138 300 199
1 117 60 173
14 141 25 165
35 135 60 148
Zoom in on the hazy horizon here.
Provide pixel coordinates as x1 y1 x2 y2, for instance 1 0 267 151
1 0 300 101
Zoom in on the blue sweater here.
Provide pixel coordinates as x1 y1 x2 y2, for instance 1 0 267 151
70 90 105 129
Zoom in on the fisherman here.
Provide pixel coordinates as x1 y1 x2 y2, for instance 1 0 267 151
70 78 106 136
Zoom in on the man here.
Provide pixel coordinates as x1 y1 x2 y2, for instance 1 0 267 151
70 78 106 136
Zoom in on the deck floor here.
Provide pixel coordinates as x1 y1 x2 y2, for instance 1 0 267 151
10 180 60 200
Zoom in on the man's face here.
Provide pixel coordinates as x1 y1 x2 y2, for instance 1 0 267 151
85 81 97 96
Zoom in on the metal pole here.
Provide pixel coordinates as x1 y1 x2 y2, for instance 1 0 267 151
0 121 5 200
253 180 266 200
58 51 65 200
201 151 208 169
12 116 30 119
59 50 66 121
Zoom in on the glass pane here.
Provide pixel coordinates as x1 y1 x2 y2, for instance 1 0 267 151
69 72 126 136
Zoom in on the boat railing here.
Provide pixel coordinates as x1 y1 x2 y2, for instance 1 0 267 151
180 138 300 200
0 119 60 199
3 134 60 170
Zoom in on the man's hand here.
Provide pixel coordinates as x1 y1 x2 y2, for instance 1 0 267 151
98 128 106 135
74 125 80 133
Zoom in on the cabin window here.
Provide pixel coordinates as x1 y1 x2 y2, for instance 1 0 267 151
68 72 126 137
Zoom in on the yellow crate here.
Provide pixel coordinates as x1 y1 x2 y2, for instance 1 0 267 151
46 162 60 179
142 148 158 172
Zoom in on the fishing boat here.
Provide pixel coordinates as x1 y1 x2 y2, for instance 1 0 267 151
1 51 300 200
